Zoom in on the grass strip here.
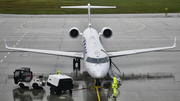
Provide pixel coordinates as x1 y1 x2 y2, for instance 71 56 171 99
0 0 180 14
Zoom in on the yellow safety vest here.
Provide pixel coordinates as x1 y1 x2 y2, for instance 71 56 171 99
57 71 60 75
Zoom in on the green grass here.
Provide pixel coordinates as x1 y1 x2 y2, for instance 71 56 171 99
0 0 180 14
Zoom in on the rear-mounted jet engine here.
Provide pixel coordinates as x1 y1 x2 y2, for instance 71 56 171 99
69 27 81 38
100 27 113 38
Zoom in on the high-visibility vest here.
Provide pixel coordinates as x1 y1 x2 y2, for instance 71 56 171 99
112 77 117 89
57 71 60 75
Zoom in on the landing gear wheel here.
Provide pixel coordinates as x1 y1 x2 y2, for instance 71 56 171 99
73 58 81 71
95 79 101 86
73 59 76 71
78 58 80 71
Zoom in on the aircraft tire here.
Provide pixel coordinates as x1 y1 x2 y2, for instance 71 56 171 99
78 58 80 71
73 59 76 71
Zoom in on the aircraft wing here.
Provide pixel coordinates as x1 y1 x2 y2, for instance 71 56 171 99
107 37 176 58
4 38 83 59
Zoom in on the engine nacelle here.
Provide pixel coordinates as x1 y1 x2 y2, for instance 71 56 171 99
69 27 80 39
100 27 113 38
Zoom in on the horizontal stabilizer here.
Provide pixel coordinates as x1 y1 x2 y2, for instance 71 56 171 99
61 6 116 9
61 3 116 27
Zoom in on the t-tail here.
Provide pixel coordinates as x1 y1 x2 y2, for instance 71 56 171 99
61 3 116 27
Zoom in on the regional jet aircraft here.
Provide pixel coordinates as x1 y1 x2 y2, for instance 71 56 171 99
4 3 176 85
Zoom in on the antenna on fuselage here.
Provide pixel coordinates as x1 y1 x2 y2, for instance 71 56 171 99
61 3 116 28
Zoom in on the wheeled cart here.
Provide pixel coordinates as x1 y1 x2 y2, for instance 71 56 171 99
47 74 74 95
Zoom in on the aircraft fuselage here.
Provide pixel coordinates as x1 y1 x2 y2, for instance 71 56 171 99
81 28 110 78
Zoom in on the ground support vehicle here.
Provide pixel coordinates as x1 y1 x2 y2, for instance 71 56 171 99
47 74 74 95
13 67 45 89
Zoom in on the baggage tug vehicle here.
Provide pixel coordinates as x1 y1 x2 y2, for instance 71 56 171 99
13 67 45 89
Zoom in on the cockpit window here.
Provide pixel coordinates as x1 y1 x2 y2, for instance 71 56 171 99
99 58 105 63
86 57 91 62
86 57 109 64
92 59 98 63
105 57 108 62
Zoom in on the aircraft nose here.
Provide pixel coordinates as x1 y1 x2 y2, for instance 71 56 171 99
93 70 105 78
86 62 109 79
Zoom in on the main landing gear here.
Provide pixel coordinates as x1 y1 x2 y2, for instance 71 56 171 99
73 58 80 71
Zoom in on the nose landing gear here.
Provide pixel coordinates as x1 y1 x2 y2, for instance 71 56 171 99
94 79 101 86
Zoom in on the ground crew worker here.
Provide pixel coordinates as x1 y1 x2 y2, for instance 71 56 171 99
112 77 117 98
57 70 60 75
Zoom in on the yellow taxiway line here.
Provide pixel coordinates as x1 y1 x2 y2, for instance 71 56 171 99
94 79 102 101
0 27 32 63
94 86 102 101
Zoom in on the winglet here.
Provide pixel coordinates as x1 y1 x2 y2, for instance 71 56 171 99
4 38 8 49
173 37 176 48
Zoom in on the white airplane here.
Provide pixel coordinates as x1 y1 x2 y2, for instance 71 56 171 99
4 3 176 86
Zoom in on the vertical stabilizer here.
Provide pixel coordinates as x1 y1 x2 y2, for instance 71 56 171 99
61 3 116 27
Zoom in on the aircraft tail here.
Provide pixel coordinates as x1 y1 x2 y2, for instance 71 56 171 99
61 3 116 27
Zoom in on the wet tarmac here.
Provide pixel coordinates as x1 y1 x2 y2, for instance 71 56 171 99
0 14 180 101
3 72 176 101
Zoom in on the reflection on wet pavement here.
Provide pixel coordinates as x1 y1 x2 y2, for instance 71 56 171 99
13 88 46 101
10 71 174 101
11 71 123 101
